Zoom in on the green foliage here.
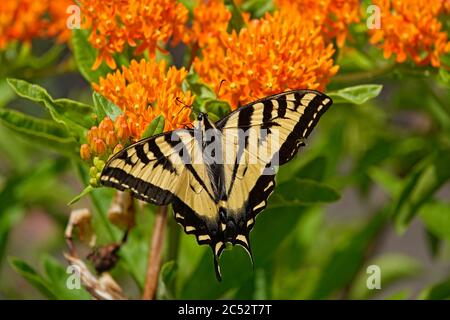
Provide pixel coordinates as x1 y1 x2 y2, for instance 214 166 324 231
392 151 450 233
92 92 123 122
225 0 246 32
7 78 95 142
274 179 340 205
72 29 110 83
142 115 165 139
2 0 450 301
328 84 383 105
9 256 90 300
0 108 77 155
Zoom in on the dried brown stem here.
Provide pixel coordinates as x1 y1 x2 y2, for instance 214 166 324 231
142 205 168 300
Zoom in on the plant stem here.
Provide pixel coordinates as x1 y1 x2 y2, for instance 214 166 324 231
143 205 168 300
339 219 388 300
333 63 396 83
166 207 180 294
73 160 116 241
167 208 180 262
423 79 450 118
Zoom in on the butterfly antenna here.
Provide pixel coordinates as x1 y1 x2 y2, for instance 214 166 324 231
216 79 226 98
175 97 193 118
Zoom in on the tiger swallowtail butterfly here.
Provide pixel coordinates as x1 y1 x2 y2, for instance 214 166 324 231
100 90 332 280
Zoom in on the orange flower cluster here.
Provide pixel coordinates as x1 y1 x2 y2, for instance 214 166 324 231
190 0 232 47
275 0 361 47
93 59 194 140
369 0 450 67
80 0 189 69
194 11 339 108
0 0 73 49
80 115 130 161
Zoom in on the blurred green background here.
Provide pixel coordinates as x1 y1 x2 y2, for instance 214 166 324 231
1 0 450 300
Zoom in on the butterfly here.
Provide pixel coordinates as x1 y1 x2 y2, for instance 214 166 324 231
100 90 332 280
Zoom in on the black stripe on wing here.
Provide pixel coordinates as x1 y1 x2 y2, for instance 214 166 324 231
101 166 175 205
172 197 226 280
277 91 332 165
100 129 193 205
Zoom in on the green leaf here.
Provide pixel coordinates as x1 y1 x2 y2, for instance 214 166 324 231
419 277 450 300
53 98 96 129
241 0 275 18
9 257 57 299
328 84 383 105
157 261 178 299
367 167 402 197
182 71 216 101
0 108 77 155
225 0 246 33
349 254 421 299
92 92 123 121
295 155 328 181
141 115 165 139
392 151 450 233
420 202 450 242
424 228 442 258
203 99 231 122
181 205 307 299
310 210 388 299
43 256 91 300
0 159 69 265
7 78 93 140
0 78 15 107
71 29 110 83
439 68 450 87
161 260 178 285
275 178 340 205
386 290 411 300
68 185 94 205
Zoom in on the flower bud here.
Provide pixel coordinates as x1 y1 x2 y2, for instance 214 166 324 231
99 118 114 139
89 177 99 187
94 157 106 172
113 144 123 155
93 138 107 156
87 126 99 145
80 144 91 161
117 123 130 141
89 166 98 178
106 130 118 147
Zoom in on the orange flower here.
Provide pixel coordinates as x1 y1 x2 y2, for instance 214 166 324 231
80 0 189 70
369 0 450 67
81 115 130 161
190 0 232 47
194 11 339 109
93 59 194 141
0 0 73 49
275 0 361 47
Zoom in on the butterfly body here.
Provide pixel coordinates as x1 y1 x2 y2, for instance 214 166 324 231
101 90 332 280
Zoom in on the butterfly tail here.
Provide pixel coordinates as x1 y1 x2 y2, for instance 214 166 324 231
212 242 226 281
235 234 254 269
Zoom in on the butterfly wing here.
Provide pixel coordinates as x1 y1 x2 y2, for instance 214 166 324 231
217 90 333 258
101 128 220 243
